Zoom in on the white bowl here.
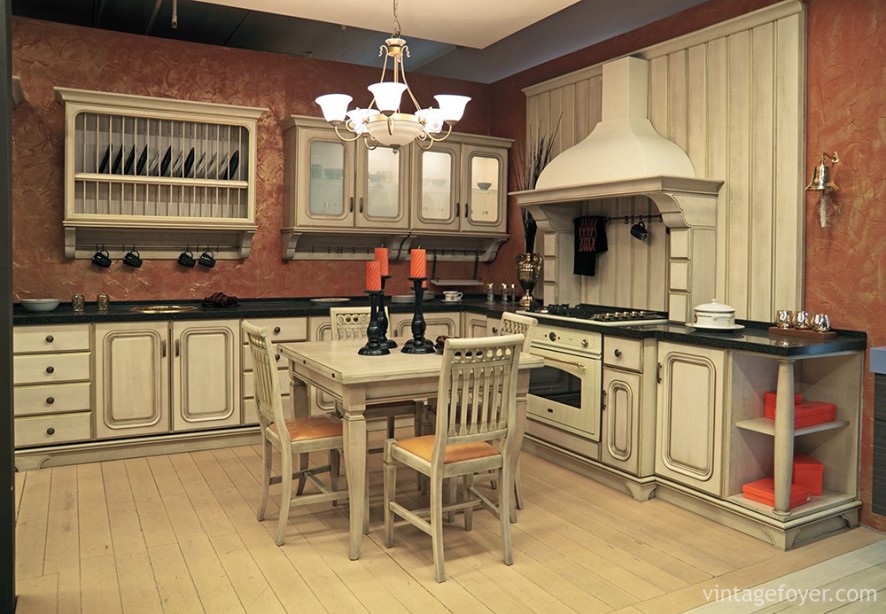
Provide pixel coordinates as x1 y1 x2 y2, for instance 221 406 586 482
693 299 735 328
20 298 61 313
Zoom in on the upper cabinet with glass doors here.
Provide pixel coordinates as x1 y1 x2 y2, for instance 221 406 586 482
411 133 510 234
282 116 409 231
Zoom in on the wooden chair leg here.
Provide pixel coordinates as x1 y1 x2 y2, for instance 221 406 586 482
276 449 293 546
329 449 340 493
464 474 474 531
296 452 308 496
383 451 397 548
257 438 272 521
499 465 513 566
430 477 447 583
514 463 524 511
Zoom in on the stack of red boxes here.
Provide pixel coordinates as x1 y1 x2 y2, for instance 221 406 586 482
763 391 836 428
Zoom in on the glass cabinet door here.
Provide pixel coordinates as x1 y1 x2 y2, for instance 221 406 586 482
413 144 458 230
358 145 408 228
465 150 502 228
308 140 347 219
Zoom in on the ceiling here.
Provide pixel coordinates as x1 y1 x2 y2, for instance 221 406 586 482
11 0 710 83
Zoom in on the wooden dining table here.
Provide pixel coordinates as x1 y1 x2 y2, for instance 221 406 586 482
278 339 544 560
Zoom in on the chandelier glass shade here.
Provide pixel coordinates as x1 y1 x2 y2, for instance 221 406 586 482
315 2 470 149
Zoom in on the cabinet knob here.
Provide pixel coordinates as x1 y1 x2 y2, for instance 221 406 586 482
45 366 55 374
275 354 281 362
274 326 281 334
46 427 55 436
613 349 622 357
46 396 55 405
45 335 54 343
491 326 498 334
581 339 589 348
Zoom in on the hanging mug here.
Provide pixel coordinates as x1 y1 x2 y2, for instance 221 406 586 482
630 220 649 241
177 250 196 267
198 250 216 268
91 249 111 268
123 248 142 268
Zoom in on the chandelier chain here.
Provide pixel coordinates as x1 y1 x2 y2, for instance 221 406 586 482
392 0 401 37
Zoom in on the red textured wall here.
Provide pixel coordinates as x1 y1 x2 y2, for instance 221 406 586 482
12 0 886 531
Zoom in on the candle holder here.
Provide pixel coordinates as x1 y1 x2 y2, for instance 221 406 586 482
401 277 435 354
378 275 396 348
358 290 390 356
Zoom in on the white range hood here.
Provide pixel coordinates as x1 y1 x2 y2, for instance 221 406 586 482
512 56 723 322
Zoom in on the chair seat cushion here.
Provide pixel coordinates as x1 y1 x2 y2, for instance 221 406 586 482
395 435 499 464
270 415 342 441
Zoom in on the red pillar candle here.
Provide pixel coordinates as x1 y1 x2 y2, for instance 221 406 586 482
366 260 382 291
409 248 426 279
374 247 389 276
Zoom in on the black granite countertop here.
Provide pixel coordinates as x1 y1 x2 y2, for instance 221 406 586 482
13 297 866 357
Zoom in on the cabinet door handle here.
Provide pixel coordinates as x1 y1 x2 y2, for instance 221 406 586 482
491 326 499 334
46 396 55 405
46 427 55 436
464 202 469 218
161 339 167 357
45 335 54 343
359 197 364 213
274 326 281 334
614 349 622 358
45 365 55 374
349 196 354 213
455 202 460 217
275 354 281 363
601 390 607 410
657 362 663 383
175 340 181 357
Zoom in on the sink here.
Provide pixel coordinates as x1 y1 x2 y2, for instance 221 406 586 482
130 305 200 314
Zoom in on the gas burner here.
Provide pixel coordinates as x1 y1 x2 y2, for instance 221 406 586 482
527 304 669 327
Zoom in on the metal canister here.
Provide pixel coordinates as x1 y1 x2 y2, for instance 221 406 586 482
72 294 85 312
97 293 110 311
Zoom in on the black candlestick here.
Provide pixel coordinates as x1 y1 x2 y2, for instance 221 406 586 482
358 290 390 356
401 277 435 354
378 275 396 348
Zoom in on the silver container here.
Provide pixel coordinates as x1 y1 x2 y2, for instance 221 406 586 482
72 294 85 312
97 293 110 311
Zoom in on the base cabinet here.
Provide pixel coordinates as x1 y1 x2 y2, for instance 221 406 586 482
242 317 308 422
655 342 726 497
95 319 240 438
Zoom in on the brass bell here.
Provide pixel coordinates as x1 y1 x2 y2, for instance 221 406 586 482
805 152 839 192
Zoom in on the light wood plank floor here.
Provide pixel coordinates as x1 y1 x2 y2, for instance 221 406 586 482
14 432 886 613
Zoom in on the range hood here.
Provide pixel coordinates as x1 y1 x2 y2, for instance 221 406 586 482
512 56 723 322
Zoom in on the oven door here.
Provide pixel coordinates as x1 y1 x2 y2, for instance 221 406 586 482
527 345 602 442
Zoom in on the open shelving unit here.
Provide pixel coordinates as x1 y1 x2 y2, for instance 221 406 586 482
55 88 266 260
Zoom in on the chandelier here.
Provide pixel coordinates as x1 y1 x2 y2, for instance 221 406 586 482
315 0 470 149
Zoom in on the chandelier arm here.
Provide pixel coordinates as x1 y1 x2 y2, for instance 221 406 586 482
424 124 454 143
333 124 362 142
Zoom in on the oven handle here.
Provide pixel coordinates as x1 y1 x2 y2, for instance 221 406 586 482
538 353 590 371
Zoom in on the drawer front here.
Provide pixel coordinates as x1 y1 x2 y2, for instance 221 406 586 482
242 369 290 399
15 412 92 448
242 318 307 342
603 337 643 372
14 382 91 416
14 352 91 385
243 397 289 425
14 325 91 354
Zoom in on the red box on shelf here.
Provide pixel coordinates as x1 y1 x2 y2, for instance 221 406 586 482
763 390 803 420
764 398 836 428
742 477 812 509
793 454 824 496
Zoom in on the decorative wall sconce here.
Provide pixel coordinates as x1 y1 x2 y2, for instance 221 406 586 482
805 152 839 228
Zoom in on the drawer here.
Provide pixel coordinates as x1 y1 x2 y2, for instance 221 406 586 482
14 382 91 416
242 318 307 342
14 352 91 385
242 369 291 398
14 324 90 354
242 346 288 371
15 412 92 448
243 395 289 425
603 337 643 372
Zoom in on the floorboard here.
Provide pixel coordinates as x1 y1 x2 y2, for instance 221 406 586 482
14 433 886 613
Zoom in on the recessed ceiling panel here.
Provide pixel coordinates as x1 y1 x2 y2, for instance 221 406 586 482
192 0 581 49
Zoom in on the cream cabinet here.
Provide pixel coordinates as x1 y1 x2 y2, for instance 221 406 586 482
389 311 460 342
655 342 726 496
242 317 308 423
55 87 265 259
411 135 510 235
13 324 92 448
281 116 410 258
463 312 488 337
95 319 240 438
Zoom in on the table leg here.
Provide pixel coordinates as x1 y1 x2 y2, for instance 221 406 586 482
342 390 368 560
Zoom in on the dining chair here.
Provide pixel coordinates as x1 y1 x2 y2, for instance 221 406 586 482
243 321 348 546
329 306 424 440
383 333 524 582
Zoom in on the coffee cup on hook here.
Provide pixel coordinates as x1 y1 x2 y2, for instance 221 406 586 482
630 220 650 241
177 249 196 268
